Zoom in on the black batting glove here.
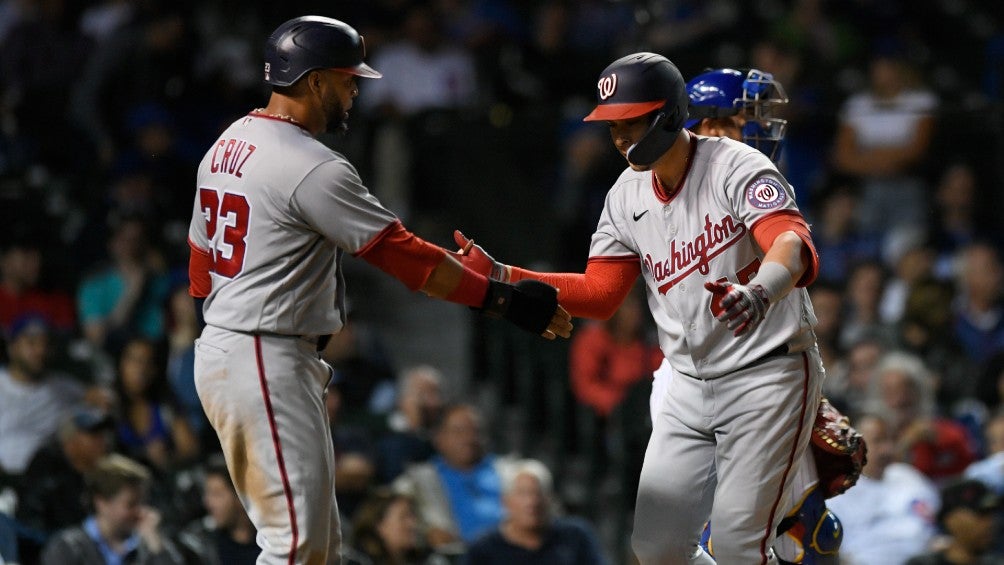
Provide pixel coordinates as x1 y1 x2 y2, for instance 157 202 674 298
481 279 572 339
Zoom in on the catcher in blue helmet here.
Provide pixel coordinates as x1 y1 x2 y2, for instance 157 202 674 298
685 68 789 163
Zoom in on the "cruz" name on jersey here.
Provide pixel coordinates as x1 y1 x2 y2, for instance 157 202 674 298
210 138 257 178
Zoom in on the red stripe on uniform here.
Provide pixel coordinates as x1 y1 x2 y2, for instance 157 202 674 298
759 352 811 564
254 335 299 565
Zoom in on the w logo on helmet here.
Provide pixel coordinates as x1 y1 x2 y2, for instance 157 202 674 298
598 73 618 100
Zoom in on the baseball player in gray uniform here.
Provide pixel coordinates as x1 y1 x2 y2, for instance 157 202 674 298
674 67 844 565
187 16 571 565
455 53 824 564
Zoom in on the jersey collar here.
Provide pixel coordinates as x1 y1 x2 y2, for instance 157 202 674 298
652 131 697 204
248 110 311 133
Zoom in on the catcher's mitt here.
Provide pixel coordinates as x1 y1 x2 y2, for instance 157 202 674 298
811 397 867 499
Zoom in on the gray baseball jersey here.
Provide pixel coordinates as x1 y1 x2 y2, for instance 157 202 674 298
188 112 398 563
612 134 825 564
188 112 396 336
589 134 817 377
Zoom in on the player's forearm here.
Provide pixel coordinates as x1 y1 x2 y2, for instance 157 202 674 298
420 254 490 308
758 231 807 299
357 222 487 306
509 259 640 320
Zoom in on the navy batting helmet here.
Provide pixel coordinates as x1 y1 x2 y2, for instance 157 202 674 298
264 16 381 87
685 68 788 162
583 52 688 167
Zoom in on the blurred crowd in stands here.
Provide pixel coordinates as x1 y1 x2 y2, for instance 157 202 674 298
1 0 1004 564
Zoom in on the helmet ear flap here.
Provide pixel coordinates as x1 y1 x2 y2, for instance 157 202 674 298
627 99 688 167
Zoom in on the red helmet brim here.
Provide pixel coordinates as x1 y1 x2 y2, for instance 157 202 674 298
583 101 664 122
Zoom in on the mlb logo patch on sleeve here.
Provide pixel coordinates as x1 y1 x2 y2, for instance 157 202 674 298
746 178 787 209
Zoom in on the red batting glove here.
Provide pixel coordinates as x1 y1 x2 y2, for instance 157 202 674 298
454 230 509 282
704 280 770 337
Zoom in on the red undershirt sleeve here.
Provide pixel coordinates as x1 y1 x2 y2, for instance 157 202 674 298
749 211 819 287
354 221 447 291
354 220 489 308
509 257 641 319
188 238 212 298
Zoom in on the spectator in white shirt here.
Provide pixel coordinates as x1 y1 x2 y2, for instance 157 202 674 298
832 48 937 243
828 410 941 565
0 315 111 477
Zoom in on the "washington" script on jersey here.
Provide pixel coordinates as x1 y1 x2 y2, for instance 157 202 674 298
644 213 747 294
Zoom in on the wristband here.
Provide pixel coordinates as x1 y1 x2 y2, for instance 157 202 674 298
748 261 793 303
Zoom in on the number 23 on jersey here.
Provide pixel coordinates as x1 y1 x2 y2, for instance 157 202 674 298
199 187 251 278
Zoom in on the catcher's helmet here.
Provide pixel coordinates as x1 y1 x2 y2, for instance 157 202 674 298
264 16 381 87
685 68 788 162
583 52 689 167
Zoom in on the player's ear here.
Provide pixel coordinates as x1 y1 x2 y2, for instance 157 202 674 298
306 70 323 94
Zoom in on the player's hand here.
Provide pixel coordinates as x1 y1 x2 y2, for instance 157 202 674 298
544 301 573 340
454 230 510 282
704 280 770 337
482 279 572 339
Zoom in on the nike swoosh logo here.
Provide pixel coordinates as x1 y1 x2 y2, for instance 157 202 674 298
633 210 649 221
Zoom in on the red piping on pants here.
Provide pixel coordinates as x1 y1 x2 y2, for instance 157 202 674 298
759 352 811 564
255 335 299 564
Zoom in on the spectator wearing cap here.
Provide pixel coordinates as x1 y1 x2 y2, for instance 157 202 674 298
0 239 76 335
0 315 112 478
40 454 185 565
14 408 115 562
905 478 1003 565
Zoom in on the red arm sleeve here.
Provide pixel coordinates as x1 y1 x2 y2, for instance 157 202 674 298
355 221 489 308
188 238 212 298
509 257 641 319
749 211 819 287
354 221 446 291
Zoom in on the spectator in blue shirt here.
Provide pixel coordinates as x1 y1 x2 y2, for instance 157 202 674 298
463 458 607 565
77 214 172 355
952 242 1004 366
40 454 184 565
392 404 517 551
